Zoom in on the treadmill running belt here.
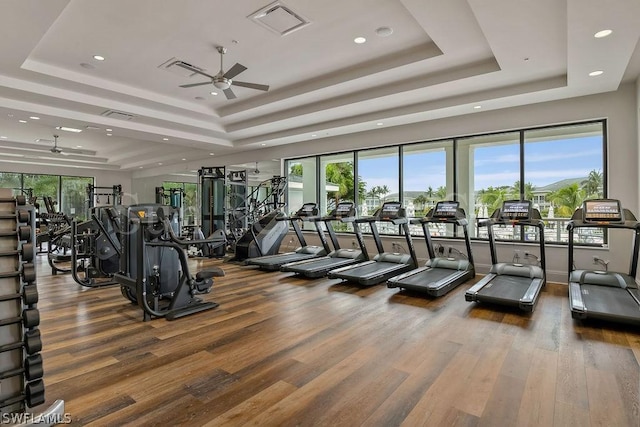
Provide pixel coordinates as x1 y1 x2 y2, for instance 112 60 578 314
580 284 640 320
284 257 356 275
249 252 317 268
396 268 454 287
479 275 533 301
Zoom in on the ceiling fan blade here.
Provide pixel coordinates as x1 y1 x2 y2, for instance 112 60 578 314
174 63 217 80
223 87 237 100
223 63 247 79
180 81 212 88
232 81 270 91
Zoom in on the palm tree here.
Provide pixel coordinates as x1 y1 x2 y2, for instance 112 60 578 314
413 194 428 211
478 186 509 214
426 186 435 201
509 180 535 201
435 186 448 201
581 169 603 197
546 183 586 217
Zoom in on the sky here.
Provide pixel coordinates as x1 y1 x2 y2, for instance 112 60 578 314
356 135 603 194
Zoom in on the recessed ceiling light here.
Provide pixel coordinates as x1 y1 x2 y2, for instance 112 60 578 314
589 70 604 76
158 162 163 165
93 55 105 61
209 152 215 156
29 116 40 120
181 158 186 161
76 145 83 148
594 29 612 38
18 120 27 123
311 134 317 137
354 37 366 44
106 133 112 136
105 128 112 132
139 166 143 169
473 105 482 109
0 136 7 139
261 143 266 146
375 27 393 37
162 138 169 141
55 126 82 133
210 91 218 96
376 122 383 126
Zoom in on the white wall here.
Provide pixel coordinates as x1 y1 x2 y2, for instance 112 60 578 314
209 85 638 283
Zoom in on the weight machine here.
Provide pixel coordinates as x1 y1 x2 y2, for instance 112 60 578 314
86 184 122 218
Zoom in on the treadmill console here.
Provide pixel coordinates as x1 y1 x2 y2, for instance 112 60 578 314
380 202 403 220
433 201 459 219
297 202 319 217
583 199 623 223
500 200 531 221
334 202 355 219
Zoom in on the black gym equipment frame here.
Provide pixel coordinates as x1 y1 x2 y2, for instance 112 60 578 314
114 205 224 321
280 201 369 278
465 200 546 312
387 201 475 297
327 201 418 287
246 202 331 271
567 199 640 325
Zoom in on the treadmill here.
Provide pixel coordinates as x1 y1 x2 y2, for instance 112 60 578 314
327 201 418 286
387 201 475 297
567 199 640 325
465 200 546 312
246 202 330 271
281 201 369 278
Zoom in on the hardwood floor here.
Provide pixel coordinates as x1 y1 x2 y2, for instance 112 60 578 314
31 256 640 426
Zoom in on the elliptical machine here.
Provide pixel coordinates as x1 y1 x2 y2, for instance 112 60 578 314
114 204 224 321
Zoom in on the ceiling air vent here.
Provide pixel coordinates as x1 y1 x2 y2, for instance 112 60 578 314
158 57 205 78
101 110 136 121
249 1 311 36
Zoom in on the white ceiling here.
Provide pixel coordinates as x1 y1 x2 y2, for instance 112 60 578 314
0 0 639 178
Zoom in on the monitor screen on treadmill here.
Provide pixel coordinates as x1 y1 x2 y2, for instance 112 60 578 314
298 203 317 216
583 199 622 222
501 200 531 220
434 201 459 218
336 202 353 212
381 202 401 219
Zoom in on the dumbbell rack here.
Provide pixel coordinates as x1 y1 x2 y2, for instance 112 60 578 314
0 194 64 423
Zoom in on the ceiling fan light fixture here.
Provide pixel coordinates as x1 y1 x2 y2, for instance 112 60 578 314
213 79 231 90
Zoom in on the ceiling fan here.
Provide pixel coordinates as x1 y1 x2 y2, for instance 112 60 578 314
50 135 67 155
178 46 269 100
38 135 95 156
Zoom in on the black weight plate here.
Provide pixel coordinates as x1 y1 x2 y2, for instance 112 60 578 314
22 264 36 283
16 195 26 206
25 354 43 380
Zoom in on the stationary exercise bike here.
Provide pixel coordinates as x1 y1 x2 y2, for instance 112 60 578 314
114 204 224 321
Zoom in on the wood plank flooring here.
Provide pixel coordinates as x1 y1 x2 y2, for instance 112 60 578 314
30 255 640 426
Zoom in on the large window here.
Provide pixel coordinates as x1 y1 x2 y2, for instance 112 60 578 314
162 181 198 226
457 132 521 240
61 176 93 221
285 157 317 214
2 172 95 220
524 122 605 244
358 147 399 235
403 141 453 237
283 120 606 245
